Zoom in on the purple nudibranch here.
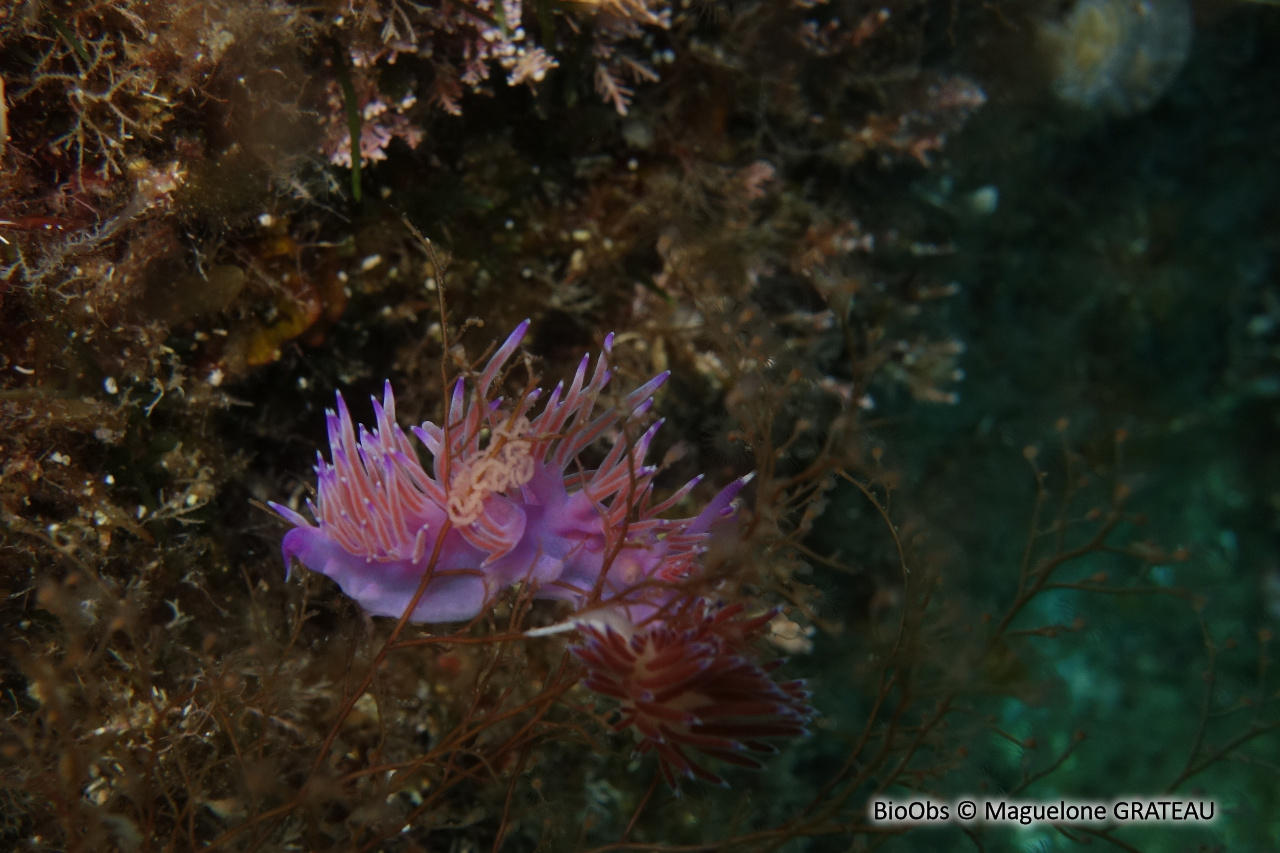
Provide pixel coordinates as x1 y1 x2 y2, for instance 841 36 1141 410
270 320 748 623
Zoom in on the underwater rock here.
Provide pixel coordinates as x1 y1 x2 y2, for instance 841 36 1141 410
1042 0 1193 115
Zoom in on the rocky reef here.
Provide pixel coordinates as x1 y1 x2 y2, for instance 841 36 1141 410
1 1 1278 851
